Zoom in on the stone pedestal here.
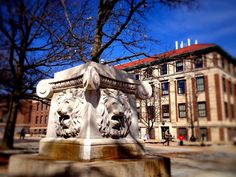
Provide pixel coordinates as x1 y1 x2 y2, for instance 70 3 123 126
39 138 145 161
9 154 170 177
8 62 171 177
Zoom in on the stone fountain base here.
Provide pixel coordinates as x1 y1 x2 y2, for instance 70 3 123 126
39 138 145 161
8 153 170 177
8 62 171 177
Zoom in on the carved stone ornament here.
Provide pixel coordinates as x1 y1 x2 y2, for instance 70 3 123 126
55 88 84 138
97 89 132 139
36 62 152 140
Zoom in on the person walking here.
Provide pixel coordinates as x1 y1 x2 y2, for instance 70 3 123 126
178 134 184 146
163 130 170 146
20 128 26 140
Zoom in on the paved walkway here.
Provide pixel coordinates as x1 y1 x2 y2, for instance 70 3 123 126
0 138 40 177
145 143 236 177
0 138 235 177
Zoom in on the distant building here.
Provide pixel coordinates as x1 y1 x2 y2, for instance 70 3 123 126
0 98 32 137
115 44 236 143
0 97 50 138
30 100 50 136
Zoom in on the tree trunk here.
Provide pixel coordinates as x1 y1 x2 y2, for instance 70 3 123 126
0 93 20 149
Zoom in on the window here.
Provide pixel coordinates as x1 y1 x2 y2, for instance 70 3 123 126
196 76 205 92
222 78 226 92
35 116 38 124
197 102 206 117
43 129 47 135
229 63 232 74
160 64 167 75
195 57 203 68
137 107 140 120
151 84 155 97
200 128 208 141
178 103 186 118
161 82 169 95
176 61 183 72
145 68 153 78
229 81 232 95
147 106 155 120
231 104 234 119
227 61 230 73
177 80 186 94
135 74 140 80
40 116 43 124
36 102 39 111
224 102 228 118
221 58 225 69
45 115 48 124
162 105 169 118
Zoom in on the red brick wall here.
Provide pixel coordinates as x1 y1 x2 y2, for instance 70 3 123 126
219 128 225 141
204 76 211 121
30 101 50 134
191 78 197 121
226 79 231 120
174 81 178 122
214 74 223 121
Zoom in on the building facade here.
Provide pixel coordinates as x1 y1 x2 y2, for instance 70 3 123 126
0 98 32 137
0 98 50 138
115 44 236 143
30 100 50 136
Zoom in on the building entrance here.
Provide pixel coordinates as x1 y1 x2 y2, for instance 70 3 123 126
161 126 169 139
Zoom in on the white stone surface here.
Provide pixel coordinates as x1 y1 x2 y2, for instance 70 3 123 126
36 62 152 160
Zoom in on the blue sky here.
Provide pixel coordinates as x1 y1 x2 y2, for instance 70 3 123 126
144 0 236 57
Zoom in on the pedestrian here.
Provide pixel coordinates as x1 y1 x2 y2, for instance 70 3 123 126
20 128 26 140
201 133 206 146
163 130 170 146
144 133 150 141
178 134 184 146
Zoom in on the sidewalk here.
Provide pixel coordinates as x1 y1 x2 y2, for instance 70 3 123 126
0 138 41 176
144 139 229 147
145 140 236 155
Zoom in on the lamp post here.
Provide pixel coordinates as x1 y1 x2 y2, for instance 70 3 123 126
186 74 199 142
190 118 196 142
162 120 165 126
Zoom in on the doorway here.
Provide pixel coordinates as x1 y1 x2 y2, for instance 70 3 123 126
161 126 169 139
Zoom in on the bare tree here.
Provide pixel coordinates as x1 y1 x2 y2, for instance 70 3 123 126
0 0 196 149
46 0 197 64
0 0 75 149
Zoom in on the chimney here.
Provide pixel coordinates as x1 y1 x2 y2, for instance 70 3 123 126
195 40 198 44
187 38 191 46
175 41 178 50
180 41 184 48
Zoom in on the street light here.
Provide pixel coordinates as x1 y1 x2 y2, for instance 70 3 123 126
162 120 166 126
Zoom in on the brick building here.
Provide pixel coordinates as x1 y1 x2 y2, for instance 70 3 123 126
0 98 32 137
30 100 50 136
0 98 50 137
115 43 236 143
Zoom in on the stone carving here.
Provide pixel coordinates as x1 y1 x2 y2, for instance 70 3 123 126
83 66 100 90
97 89 132 139
36 79 54 98
55 88 84 138
136 81 152 99
36 62 152 141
